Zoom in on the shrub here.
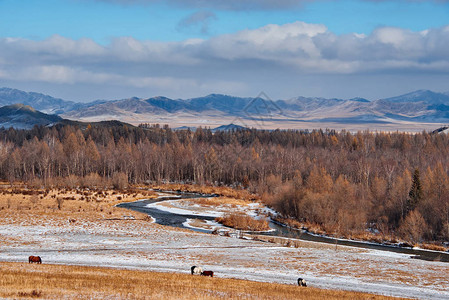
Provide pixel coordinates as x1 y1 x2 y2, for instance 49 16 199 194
65 175 79 189
56 197 64 210
398 210 428 244
112 172 128 190
420 243 447 252
28 178 43 189
82 173 103 189
29 194 39 207
216 213 270 231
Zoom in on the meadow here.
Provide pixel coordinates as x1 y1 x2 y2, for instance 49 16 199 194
0 262 401 299
0 184 447 299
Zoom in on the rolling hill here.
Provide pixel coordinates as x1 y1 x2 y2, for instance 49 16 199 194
0 103 135 130
0 104 63 129
0 88 80 114
2 87 449 131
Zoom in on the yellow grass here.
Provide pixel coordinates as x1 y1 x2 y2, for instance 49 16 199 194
0 183 423 299
151 183 259 201
0 185 156 223
0 262 402 300
420 243 448 252
216 213 270 231
185 196 251 207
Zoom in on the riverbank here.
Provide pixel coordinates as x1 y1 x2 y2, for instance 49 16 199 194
138 185 449 254
120 192 449 262
0 186 448 299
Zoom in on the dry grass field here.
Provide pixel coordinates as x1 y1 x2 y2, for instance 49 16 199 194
0 184 155 223
0 183 446 299
0 262 401 300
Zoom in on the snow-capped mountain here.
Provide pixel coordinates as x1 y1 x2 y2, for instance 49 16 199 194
2 87 449 130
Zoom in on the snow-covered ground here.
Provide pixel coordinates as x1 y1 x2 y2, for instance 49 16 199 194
1 197 448 299
146 199 224 218
146 197 275 220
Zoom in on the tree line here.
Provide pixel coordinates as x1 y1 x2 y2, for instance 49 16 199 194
1 124 448 243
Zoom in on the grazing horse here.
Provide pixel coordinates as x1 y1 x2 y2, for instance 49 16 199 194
297 278 307 287
28 256 42 264
201 271 214 277
191 266 203 275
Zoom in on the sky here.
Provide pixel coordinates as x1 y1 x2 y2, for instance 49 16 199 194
0 0 449 102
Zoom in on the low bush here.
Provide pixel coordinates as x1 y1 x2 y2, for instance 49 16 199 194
112 172 128 190
420 243 447 252
216 213 270 231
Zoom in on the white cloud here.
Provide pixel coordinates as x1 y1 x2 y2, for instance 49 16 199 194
9 66 119 85
1 21 449 99
108 37 200 65
3 35 105 57
203 22 327 60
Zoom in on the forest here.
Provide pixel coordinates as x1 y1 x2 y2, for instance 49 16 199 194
0 123 448 244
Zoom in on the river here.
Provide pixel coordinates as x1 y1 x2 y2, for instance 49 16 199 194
117 190 449 263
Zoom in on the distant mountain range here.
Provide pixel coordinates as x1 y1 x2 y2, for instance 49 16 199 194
1 87 449 131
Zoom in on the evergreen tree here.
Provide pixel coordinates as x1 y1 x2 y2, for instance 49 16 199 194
407 168 422 214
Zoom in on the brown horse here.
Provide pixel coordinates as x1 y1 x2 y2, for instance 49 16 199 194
28 256 42 264
201 271 213 277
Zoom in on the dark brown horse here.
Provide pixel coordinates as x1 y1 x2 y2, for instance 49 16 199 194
201 271 213 277
28 256 42 264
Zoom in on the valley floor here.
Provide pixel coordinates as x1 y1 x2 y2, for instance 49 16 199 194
0 188 447 299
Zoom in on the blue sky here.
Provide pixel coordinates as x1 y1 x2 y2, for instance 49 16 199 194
0 0 449 101
2 0 448 42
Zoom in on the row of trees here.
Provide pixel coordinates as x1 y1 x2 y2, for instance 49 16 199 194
263 166 449 243
0 124 448 242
